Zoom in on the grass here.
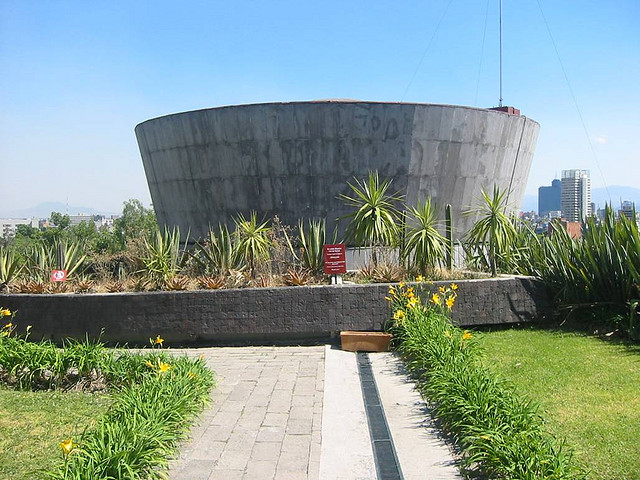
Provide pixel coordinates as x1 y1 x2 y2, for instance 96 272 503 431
0 388 110 480
480 327 640 480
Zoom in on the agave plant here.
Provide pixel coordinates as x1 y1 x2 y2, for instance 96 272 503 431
192 224 244 275
296 219 326 274
139 227 189 287
464 186 518 277
339 171 403 266
233 213 272 279
402 198 446 275
0 246 23 291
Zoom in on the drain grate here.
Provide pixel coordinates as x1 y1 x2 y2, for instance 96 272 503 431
357 352 404 480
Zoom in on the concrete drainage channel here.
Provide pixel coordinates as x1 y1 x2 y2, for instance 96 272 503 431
320 346 461 480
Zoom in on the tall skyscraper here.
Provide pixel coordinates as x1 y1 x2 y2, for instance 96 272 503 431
561 170 591 222
538 179 562 216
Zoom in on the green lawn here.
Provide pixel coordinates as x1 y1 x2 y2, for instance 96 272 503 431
481 328 640 480
0 388 110 480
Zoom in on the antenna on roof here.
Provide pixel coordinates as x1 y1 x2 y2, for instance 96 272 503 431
499 0 503 107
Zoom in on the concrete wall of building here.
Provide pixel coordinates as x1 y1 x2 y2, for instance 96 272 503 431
1 277 549 345
135 101 539 241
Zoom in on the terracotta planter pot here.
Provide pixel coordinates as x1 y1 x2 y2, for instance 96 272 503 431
340 331 392 352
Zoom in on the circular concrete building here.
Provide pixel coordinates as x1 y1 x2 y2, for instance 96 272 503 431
135 101 539 241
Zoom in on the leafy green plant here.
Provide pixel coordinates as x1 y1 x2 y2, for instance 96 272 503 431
296 219 326 274
402 198 446 275
386 283 584 479
464 186 518 276
339 171 403 265
139 227 189 288
233 212 272 279
0 246 23 291
192 224 244 275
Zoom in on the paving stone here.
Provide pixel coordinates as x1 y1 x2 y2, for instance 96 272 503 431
251 441 283 461
243 460 278 480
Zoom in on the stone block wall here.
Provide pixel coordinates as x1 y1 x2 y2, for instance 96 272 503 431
0 276 550 345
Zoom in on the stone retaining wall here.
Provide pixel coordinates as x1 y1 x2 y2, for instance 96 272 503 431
0 276 550 345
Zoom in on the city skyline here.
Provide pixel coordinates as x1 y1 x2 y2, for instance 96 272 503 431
1 1 639 215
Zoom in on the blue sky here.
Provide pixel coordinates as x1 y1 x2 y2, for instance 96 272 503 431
1 0 639 215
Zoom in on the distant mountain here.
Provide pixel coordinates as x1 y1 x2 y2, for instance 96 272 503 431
518 186 640 213
0 202 116 219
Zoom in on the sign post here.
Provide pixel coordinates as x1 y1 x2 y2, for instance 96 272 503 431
323 244 347 284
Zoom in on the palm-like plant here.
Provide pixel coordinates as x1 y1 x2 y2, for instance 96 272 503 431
339 171 403 266
234 212 272 278
192 225 244 275
402 198 446 275
297 219 326 274
464 186 517 277
0 246 23 291
140 227 189 287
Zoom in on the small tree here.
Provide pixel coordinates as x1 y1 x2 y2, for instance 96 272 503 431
402 198 446 275
234 212 272 279
464 186 517 277
339 171 403 266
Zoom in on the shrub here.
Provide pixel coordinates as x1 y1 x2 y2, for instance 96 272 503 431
386 284 585 479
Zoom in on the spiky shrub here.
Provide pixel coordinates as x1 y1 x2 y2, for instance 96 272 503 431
196 275 226 290
192 224 244 276
402 198 446 275
283 268 311 286
339 171 403 266
386 283 584 479
524 206 640 338
233 212 272 279
0 246 23 292
464 186 518 277
297 219 326 274
139 227 189 288
163 275 190 291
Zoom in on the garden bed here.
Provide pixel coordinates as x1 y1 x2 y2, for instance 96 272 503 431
0 276 549 345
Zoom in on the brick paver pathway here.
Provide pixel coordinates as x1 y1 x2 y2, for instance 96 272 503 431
169 346 325 480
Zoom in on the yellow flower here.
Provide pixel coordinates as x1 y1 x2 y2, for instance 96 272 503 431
187 372 197 379
60 438 76 455
1 309 11 316
393 310 406 321
154 335 164 346
408 297 419 309
4 322 13 329
416 275 424 282
388 286 396 294
462 331 473 340
438 286 446 293
446 296 455 309
398 282 406 288
450 283 458 291
145 360 154 368
158 361 171 373
444 330 452 338
431 293 442 305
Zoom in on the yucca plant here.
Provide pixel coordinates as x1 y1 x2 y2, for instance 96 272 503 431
234 213 272 279
283 268 311 286
139 227 189 287
164 275 190 291
339 171 403 266
402 198 446 275
0 246 23 291
464 186 518 277
192 224 244 275
196 275 225 290
296 219 326 274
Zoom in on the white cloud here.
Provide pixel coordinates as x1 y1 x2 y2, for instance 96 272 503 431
595 135 608 144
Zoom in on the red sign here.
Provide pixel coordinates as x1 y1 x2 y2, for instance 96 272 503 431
51 270 68 282
323 244 347 275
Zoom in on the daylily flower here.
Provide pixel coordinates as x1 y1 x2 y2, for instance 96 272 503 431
154 335 164 346
431 293 442 305
446 296 455 309
416 275 424 282
462 331 473 340
450 283 458 290
60 438 76 455
439 286 446 293
1 309 11 316
393 310 406 321
4 322 13 329
158 361 171 373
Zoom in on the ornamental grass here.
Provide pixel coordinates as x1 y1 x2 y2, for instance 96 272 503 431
386 283 585 479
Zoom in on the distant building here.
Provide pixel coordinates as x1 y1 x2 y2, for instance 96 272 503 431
0 218 39 239
561 170 591 222
549 220 582 239
620 201 635 221
538 179 562 216
68 214 95 226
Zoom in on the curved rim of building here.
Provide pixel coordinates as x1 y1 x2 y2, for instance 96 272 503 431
135 100 540 130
